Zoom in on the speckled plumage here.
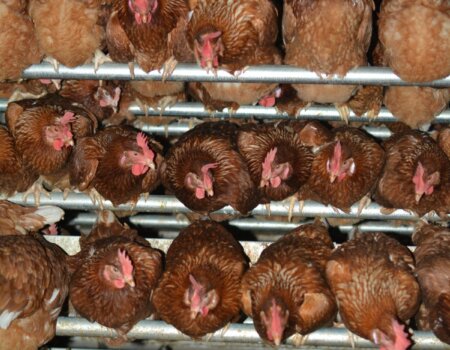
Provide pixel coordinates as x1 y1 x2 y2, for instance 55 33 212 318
153 220 248 337
326 233 420 345
241 222 336 345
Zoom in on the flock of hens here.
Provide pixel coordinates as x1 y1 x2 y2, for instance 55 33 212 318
0 0 449 349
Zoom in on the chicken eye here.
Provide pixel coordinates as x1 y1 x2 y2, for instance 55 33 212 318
112 266 120 274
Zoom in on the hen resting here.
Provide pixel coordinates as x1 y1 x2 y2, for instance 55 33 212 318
241 221 337 346
69 210 163 345
326 233 420 350
153 220 248 337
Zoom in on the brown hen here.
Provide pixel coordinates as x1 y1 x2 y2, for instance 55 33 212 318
413 222 450 345
241 221 337 346
237 121 313 204
299 126 385 213
377 0 450 128
0 200 64 236
375 130 450 217
161 121 260 215
187 0 281 111
69 210 163 345
0 0 42 80
5 95 98 204
0 231 69 350
70 125 163 206
326 233 421 350
152 220 248 337
283 0 375 121
29 0 105 69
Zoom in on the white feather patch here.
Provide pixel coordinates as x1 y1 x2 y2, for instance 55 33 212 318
0 310 21 329
46 288 60 305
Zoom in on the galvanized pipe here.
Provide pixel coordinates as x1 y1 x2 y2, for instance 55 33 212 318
54 318 446 349
21 63 450 86
68 213 416 235
3 192 447 221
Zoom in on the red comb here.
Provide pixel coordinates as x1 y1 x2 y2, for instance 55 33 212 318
262 147 277 178
136 132 155 160
270 299 283 337
118 249 133 277
392 319 411 350
44 223 58 235
203 31 222 41
412 162 425 188
59 111 75 125
201 163 218 174
189 274 203 291
113 87 121 105
333 140 342 160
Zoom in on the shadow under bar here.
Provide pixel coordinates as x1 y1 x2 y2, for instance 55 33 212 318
21 63 450 87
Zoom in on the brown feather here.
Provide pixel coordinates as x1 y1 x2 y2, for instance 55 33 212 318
152 220 248 337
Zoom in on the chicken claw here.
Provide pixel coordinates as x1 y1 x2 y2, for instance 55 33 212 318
356 194 371 216
287 195 297 222
93 49 112 72
22 177 51 207
43 56 60 73
291 333 309 347
265 202 271 216
233 65 249 77
88 188 105 210
219 322 231 337
161 56 178 83
335 103 350 124
128 62 136 79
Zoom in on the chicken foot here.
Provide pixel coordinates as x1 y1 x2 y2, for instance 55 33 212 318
93 49 112 72
334 103 350 124
22 176 51 207
43 56 60 73
357 194 371 216
291 333 309 347
161 56 178 83
88 188 106 210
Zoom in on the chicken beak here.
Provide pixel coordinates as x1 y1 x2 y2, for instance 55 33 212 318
206 187 214 197
141 13 148 24
273 336 281 347
415 192 423 203
125 276 135 288
329 173 337 183
190 309 200 320
67 139 74 147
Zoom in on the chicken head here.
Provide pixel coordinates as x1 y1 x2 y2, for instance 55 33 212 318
260 147 293 189
44 111 75 151
194 31 224 73
326 141 355 183
96 86 121 113
259 298 289 346
412 161 440 203
128 0 158 25
372 319 411 350
102 248 135 289
120 132 155 176
185 162 218 199
183 274 219 319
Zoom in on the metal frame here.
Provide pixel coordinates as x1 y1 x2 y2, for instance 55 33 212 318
3 192 447 221
54 317 446 349
21 63 450 86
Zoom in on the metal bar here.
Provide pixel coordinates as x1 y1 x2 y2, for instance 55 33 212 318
130 103 450 123
21 63 450 86
2 100 449 124
68 214 416 235
3 192 447 221
54 317 446 349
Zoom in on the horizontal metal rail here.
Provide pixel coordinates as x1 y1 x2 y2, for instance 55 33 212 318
2 100 449 124
21 63 450 86
54 317 446 349
3 192 447 221
68 213 417 235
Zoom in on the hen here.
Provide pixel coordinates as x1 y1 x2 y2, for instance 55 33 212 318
186 0 281 111
241 221 337 346
0 227 69 349
0 0 42 80
152 220 248 337
69 210 163 345
6 95 98 204
237 121 313 204
282 0 375 121
436 126 450 159
70 126 163 206
28 0 105 69
412 222 450 345
375 130 450 217
0 126 37 197
0 200 64 236
106 0 191 113
376 0 450 128
298 126 385 213
161 121 260 215
59 80 122 123
326 233 421 350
